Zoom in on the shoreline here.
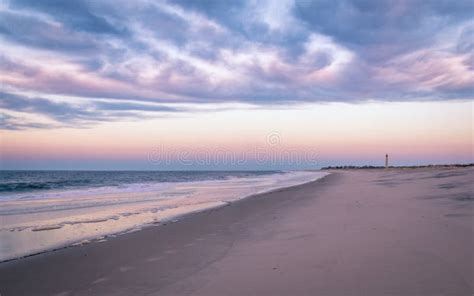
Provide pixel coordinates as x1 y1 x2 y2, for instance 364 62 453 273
1 167 472 295
0 201 227 265
0 171 327 262
0 172 329 264
321 163 474 170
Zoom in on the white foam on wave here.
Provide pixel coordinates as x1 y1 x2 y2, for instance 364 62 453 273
0 171 328 262
1 182 176 202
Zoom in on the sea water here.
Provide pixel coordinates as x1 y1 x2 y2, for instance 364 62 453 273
0 170 327 261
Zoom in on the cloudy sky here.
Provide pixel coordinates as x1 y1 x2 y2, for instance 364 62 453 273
0 0 473 169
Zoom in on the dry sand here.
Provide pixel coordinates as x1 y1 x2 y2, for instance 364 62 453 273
0 167 472 295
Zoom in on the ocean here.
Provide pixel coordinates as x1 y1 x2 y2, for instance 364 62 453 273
0 170 327 261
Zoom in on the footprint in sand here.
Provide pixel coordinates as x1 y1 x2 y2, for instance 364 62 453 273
91 277 108 284
146 256 162 262
54 292 71 296
119 266 134 272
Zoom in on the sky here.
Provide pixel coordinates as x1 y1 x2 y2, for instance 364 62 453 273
0 0 473 170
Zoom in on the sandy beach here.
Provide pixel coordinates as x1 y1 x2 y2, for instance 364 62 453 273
0 167 472 295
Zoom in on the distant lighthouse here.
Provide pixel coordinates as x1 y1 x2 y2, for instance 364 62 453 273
385 154 389 168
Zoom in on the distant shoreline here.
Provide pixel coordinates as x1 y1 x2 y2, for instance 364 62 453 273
321 163 474 170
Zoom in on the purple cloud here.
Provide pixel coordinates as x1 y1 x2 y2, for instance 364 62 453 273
0 0 472 129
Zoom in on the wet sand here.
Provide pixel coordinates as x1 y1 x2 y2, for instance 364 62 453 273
0 167 472 295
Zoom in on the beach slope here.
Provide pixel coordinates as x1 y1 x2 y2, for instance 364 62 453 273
0 167 472 295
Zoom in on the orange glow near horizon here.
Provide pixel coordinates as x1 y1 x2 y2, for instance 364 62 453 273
1 101 472 168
